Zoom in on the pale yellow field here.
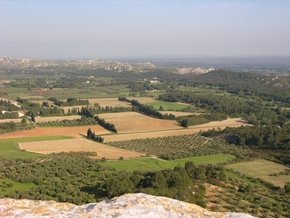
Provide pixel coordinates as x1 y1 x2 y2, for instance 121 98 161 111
19 138 144 160
103 118 249 142
98 112 181 133
35 115 82 123
0 119 22 123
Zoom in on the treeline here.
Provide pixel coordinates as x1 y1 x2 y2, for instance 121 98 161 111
159 90 262 117
94 115 117 133
78 105 132 118
177 113 228 127
0 152 231 206
87 128 104 143
36 116 98 127
181 70 290 105
202 125 290 148
0 120 34 134
201 124 290 165
48 97 89 106
118 97 175 120
0 111 19 119
0 100 20 111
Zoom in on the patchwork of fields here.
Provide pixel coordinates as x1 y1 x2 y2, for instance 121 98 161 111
1 97 289 190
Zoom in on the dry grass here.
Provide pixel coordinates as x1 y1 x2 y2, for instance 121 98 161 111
188 118 250 129
98 112 181 133
103 117 249 142
19 138 144 160
0 119 22 123
0 126 110 139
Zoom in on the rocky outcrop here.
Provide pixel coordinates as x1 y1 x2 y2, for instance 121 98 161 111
0 193 255 218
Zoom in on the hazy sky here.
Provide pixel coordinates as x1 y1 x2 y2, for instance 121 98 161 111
1 0 290 59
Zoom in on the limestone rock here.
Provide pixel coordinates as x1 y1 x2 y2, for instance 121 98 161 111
0 193 255 218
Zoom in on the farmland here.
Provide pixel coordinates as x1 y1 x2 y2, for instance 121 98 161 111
98 112 181 133
143 100 192 111
99 154 236 172
103 117 248 142
0 125 110 139
1 59 290 217
19 138 144 159
225 159 290 187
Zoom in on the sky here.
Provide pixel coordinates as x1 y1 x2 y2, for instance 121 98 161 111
0 0 290 59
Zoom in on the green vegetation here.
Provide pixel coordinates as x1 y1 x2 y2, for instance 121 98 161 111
0 121 34 135
99 154 236 172
1 61 290 216
0 136 72 159
143 101 192 111
37 116 98 127
108 135 252 160
225 159 290 187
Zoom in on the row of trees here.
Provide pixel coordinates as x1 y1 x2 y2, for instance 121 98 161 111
0 119 33 134
94 115 117 133
87 128 104 142
48 97 89 106
0 100 20 111
178 113 228 127
118 97 175 120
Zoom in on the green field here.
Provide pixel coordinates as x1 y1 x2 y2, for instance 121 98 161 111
99 154 235 172
0 136 72 159
0 178 36 197
225 159 290 187
144 100 193 111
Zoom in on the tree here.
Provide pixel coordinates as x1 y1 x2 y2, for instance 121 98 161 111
181 119 189 128
87 128 92 138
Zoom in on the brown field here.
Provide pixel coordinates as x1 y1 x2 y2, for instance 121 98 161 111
88 98 131 107
98 112 181 133
19 138 144 160
0 126 110 139
103 118 249 142
35 115 82 123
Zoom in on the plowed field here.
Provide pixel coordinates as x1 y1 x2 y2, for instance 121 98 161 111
103 118 249 142
98 112 181 133
0 126 110 139
19 138 144 159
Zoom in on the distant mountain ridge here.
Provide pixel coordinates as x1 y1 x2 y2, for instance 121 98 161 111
0 56 135 72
